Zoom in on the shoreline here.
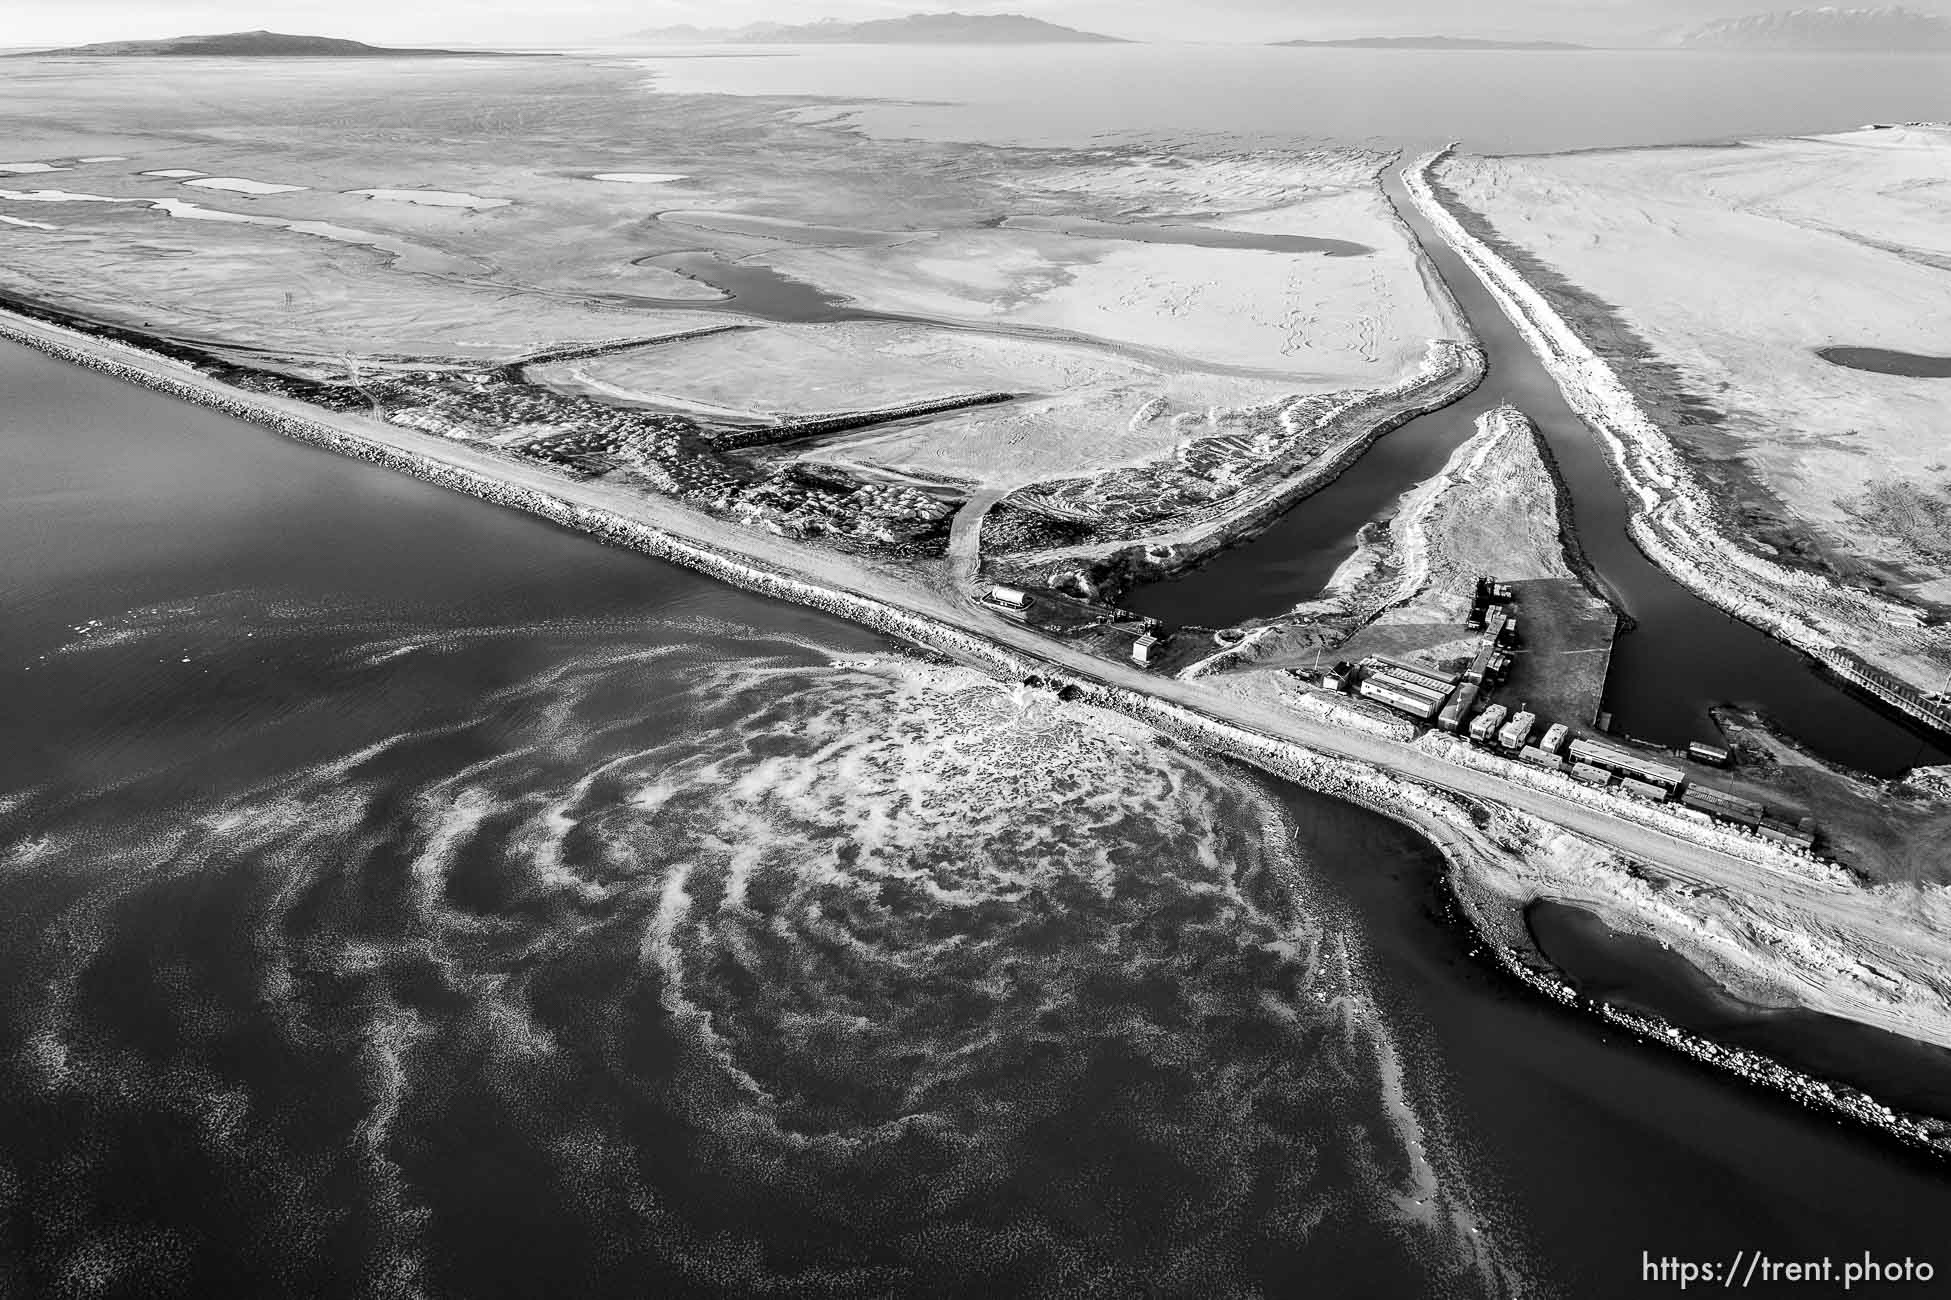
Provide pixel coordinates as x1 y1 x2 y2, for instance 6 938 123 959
994 157 1489 595
5 293 1949 1160
1405 147 1951 734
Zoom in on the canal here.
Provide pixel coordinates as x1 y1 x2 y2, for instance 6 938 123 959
1126 163 1948 778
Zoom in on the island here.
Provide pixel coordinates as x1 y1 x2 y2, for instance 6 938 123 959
630 12 1128 45
13 30 536 58
1273 36 1588 51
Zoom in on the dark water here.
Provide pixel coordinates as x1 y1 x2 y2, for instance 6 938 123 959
1530 901 1951 1122
1000 215 1372 257
0 337 1484 1295
9 337 1951 1295
629 251 878 322
1818 346 1951 379
1126 169 1949 776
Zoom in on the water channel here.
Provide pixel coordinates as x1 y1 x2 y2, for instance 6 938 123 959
1125 166 1949 777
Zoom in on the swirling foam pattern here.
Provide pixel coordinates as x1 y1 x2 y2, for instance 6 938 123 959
0 609 1511 1297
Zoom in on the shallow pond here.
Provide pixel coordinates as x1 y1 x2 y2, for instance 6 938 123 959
1817 346 1951 379
1002 213 1372 256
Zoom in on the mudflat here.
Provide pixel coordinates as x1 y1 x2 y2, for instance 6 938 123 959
1437 128 1951 606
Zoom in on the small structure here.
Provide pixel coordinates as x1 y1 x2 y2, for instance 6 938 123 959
1131 631 1163 668
1619 777 1671 802
1566 738 1688 792
1538 723 1570 755
1496 708 1537 751
1468 704 1510 744
1757 817 1818 849
1359 672 1447 722
1570 762 1611 787
1687 741 1733 767
1438 681 1481 732
1682 784 1766 827
1369 656 1460 694
1519 745 1565 771
983 585 1032 616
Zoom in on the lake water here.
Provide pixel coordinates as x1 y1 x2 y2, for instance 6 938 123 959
10 334 1951 1294
638 45 1951 153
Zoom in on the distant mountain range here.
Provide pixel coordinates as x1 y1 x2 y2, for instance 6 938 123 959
630 12 1126 44
15 30 527 57
1675 6 1951 49
1272 35 1587 50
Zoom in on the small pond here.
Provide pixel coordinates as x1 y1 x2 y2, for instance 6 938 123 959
1817 346 1951 378
1002 214 1372 257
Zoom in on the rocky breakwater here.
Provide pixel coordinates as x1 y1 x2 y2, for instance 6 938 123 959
1035 664 1951 1156
1485 936 1949 1156
1404 148 1951 714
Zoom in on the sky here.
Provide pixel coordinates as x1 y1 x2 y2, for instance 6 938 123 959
7 0 1951 49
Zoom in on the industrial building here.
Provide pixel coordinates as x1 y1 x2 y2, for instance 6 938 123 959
1370 657 1460 694
1354 657 1460 724
1681 784 1765 826
1758 817 1819 850
1438 682 1480 732
1131 631 1163 668
1565 738 1688 792
1687 741 1732 767
1358 673 1448 722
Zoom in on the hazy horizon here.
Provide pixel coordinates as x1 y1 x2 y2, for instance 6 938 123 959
12 0 1951 51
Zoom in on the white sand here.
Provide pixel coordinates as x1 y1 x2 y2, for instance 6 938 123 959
143 169 206 178
0 162 66 174
591 172 687 184
77 155 127 163
148 198 256 224
0 214 60 230
0 188 118 203
348 188 511 210
184 177 308 195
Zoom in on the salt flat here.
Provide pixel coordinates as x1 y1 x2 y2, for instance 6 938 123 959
348 188 510 209
186 176 308 194
1440 127 1951 604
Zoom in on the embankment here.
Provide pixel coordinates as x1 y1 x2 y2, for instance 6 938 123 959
997 337 1486 588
